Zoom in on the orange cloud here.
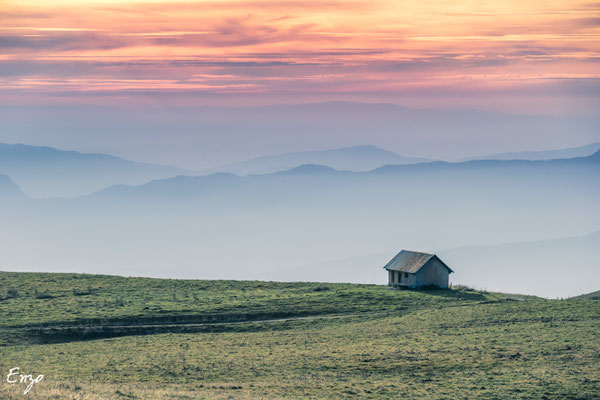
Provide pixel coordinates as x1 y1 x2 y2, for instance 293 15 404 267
1 0 599 113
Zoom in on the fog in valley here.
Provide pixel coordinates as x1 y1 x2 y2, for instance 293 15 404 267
1 145 598 298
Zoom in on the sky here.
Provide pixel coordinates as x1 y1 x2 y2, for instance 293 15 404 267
1 0 600 114
1 0 599 295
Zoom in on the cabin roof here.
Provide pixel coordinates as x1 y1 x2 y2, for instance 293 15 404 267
383 250 454 273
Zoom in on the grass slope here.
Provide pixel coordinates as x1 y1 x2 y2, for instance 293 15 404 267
0 272 598 399
573 290 600 300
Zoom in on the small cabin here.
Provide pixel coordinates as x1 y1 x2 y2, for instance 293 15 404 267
383 250 453 289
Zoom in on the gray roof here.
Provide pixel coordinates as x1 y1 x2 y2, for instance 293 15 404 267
383 250 454 273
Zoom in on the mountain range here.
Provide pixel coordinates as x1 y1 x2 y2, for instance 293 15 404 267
1 144 598 297
2 140 600 198
204 145 430 175
0 173 25 200
90 149 600 201
464 141 600 161
0 142 189 198
3 102 600 170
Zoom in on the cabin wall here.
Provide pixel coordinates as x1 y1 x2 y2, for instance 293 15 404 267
416 259 449 288
388 270 417 287
403 272 417 287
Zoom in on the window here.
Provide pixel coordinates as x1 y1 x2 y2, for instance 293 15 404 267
404 272 409 278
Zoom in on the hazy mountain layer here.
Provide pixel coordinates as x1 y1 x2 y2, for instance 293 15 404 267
0 173 26 200
465 141 600 161
204 145 430 175
0 142 190 198
3 102 599 170
1 151 598 297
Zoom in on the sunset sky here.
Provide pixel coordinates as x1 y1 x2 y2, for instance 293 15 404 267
2 0 599 114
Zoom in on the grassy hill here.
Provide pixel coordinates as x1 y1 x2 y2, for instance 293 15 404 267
0 272 598 399
573 290 600 300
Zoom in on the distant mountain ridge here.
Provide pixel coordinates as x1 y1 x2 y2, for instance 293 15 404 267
2 147 598 298
374 148 600 174
0 173 26 199
463 141 600 161
88 149 600 202
4 140 599 198
0 142 191 198
204 145 431 175
4 101 600 171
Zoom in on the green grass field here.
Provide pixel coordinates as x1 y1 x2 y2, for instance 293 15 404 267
0 271 599 399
